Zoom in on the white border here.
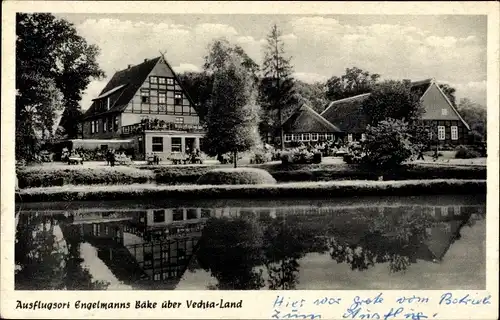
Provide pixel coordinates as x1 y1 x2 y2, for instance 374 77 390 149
2 2 499 319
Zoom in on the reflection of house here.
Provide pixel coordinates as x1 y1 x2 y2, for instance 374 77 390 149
63 209 209 288
81 55 204 160
281 104 343 146
321 79 471 145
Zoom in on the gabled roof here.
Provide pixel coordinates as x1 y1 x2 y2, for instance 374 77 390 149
321 79 470 132
84 57 162 119
283 104 342 133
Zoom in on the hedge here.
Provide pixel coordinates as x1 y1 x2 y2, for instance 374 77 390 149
197 168 276 185
16 180 486 203
17 166 155 189
16 163 486 189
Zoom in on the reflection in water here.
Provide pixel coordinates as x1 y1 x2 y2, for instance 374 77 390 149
15 199 486 290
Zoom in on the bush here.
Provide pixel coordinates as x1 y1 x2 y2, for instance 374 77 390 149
251 150 272 164
196 168 277 185
16 166 155 189
154 166 212 184
280 146 322 165
455 145 481 159
343 142 365 164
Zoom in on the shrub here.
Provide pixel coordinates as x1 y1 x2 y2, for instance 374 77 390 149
280 146 321 165
455 145 481 159
16 166 155 189
196 168 276 185
251 150 272 164
343 142 364 164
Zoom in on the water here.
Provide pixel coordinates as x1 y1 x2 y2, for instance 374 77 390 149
15 195 486 290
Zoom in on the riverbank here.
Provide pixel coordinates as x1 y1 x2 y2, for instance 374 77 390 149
17 179 486 202
16 162 487 189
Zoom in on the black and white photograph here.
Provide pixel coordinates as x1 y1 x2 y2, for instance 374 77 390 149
2 1 499 319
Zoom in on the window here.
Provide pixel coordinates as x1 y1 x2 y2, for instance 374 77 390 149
441 108 448 116
152 137 163 152
114 116 118 131
158 77 165 84
141 89 150 103
284 134 292 142
438 126 445 140
95 120 99 133
167 78 174 85
451 126 458 140
153 210 165 223
171 137 182 153
153 273 160 281
172 208 183 221
150 76 158 84
347 134 353 142
106 98 110 110
292 134 300 141
104 226 109 234
302 133 310 141
175 117 184 124
361 133 366 141
311 133 318 141
103 118 107 132
174 93 182 105
91 121 95 134
159 93 166 104
326 133 333 141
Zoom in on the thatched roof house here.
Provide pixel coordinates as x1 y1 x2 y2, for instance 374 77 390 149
320 78 470 144
283 104 342 134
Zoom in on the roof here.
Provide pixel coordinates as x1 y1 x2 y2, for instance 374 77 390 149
84 57 162 119
320 93 371 133
321 78 469 132
282 104 342 133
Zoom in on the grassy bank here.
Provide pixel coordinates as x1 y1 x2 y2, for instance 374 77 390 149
16 162 487 189
17 179 486 202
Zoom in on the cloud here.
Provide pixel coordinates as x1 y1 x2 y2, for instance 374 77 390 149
75 16 486 111
441 80 487 106
293 72 328 84
172 63 201 74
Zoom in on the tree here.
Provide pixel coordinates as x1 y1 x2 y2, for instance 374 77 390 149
325 67 380 101
204 38 259 79
361 119 417 169
293 80 329 114
177 72 214 123
361 80 423 126
15 73 64 161
204 48 261 168
457 98 487 144
16 13 105 140
260 24 296 150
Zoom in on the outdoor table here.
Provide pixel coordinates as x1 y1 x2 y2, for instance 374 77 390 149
68 156 83 165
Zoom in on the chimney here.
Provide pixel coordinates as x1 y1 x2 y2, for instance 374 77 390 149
127 64 132 69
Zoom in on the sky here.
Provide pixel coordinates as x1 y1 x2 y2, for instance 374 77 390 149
55 14 487 110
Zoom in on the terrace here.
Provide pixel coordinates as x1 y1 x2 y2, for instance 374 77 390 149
121 121 205 135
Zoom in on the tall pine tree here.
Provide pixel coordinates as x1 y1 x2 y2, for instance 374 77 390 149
260 24 296 150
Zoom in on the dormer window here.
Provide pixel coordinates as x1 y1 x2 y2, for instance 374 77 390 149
441 108 448 116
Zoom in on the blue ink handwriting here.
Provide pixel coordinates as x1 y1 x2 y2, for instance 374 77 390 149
439 293 491 306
